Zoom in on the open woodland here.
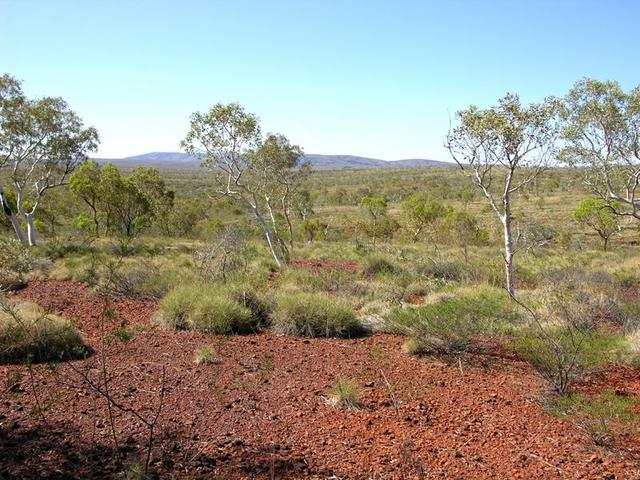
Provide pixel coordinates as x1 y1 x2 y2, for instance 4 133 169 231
1 75 640 479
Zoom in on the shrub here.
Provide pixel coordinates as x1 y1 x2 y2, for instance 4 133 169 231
548 391 638 448
272 292 360 338
0 299 88 364
385 286 517 355
361 256 398 278
223 284 273 328
511 328 625 395
325 378 361 409
0 238 34 290
156 284 261 334
414 259 464 282
99 261 170 299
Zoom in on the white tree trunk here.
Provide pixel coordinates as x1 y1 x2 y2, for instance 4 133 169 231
1 191 27 243
24 212 37 246
254 208 282 268
502 214 515 298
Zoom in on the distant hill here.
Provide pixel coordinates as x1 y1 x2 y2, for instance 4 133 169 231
96 151 453 170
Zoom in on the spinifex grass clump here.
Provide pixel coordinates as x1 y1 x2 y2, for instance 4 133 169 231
0 299 88 364
272 292 361 338
156 283 270 335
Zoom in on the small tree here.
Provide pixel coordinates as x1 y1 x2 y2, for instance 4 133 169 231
182 103 293 268
301 218 327 243
443 209 489 263
573 198 619 251
69 159 102 236
0 74 99 245
400 192 447 242
560 79 640 221
445 94 558 297
359 194 398 246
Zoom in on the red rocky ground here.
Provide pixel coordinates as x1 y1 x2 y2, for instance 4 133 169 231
0 280 639 479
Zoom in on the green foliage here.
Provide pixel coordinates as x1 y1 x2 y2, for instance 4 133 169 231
361 255 398 278
300 218 327 243
272 292 360 338
573 198 619 250
325 377 361 409
385 286 517 355
358 194 399 244
193 345 218 365
400 193 447 241
0 299 87 364
547 391 639 447
441 209 488 260
156 284 265 334
0 237 34 289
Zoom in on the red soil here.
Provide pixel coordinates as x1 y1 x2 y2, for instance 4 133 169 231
1 280 639 479
290 258 360 273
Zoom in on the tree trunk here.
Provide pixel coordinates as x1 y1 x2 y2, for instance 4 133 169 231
603 235 608 251
1 191 27 243
25 212 37 246
282 195 295 250
254 209 283 268
502 214 515 297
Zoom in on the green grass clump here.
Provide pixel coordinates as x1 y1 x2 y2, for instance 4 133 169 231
194 345 218 365
386 286 517 355
272 292 360 338
0 300 88 364
156 284 259 334
325 377 361 409
361 255 398 278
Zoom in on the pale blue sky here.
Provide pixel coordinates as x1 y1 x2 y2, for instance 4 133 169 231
1 0 638 160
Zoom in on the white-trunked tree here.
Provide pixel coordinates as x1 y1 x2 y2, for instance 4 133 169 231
181 102 306 268
445 94 559 297
0 74 99 246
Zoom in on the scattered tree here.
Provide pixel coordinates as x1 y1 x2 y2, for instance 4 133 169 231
560 78 640 221
445 93 558 296
573 198 619 251
0 74 99 245
400 192 447 242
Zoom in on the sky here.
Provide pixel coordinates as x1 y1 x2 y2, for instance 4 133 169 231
1 0 639 161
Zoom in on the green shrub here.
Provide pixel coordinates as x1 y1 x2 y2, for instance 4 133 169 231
510 327 626 395
414 259 465 282
0 238 34 290
385 286 517 355
272 292 360 338
548 391 638 447
361 256 398 278
223 284 273 328
0 300 88 364
156 284 262 334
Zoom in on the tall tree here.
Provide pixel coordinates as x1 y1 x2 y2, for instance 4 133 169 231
445 94 558 297
69 159 102 235
0 74 99 245
560 79 640 220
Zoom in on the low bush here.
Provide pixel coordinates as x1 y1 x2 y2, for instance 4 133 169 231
194 345 218 365
548 391 638 447
385 286 517 355
156 284 265 334
361 255 398 278
0 238 34 290
272 292 360 338
0 300 88 364
414 259 465 282
511 327 625 395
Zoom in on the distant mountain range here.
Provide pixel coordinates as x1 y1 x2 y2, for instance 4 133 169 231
96 152 453 170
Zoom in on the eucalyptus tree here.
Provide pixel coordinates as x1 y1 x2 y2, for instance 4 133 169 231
182 102 296 267
400 192 447 242
252 133 309 252
445 94 559 297
560 79 640 221
573 198 620 251
0 74 99 245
